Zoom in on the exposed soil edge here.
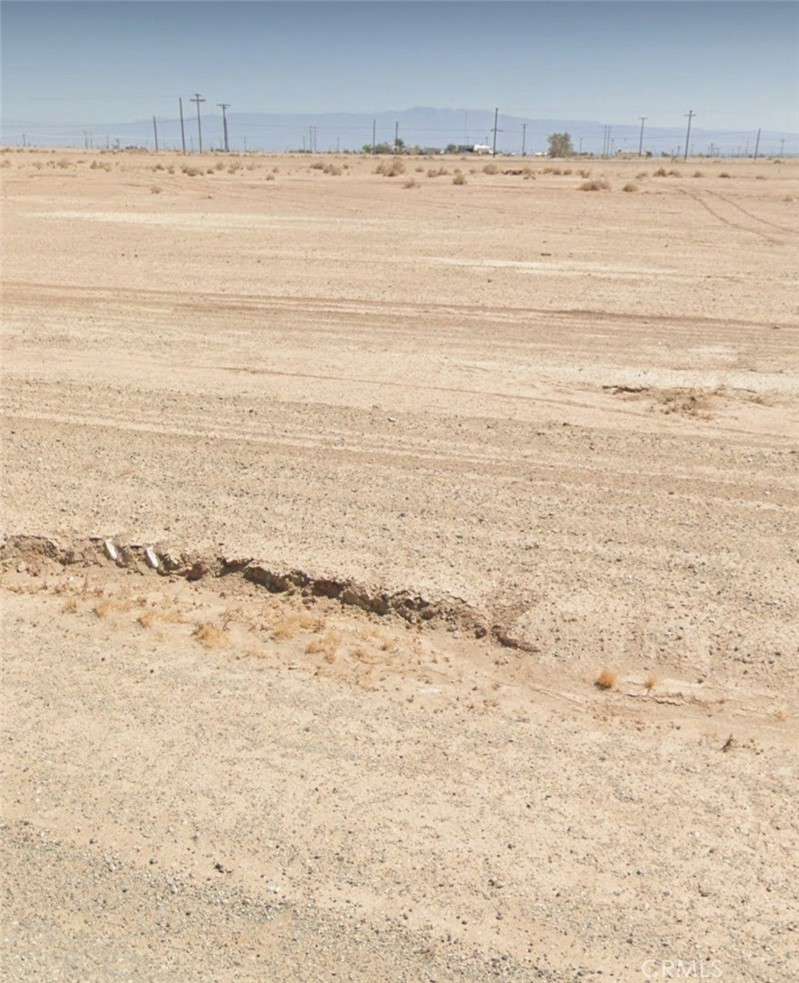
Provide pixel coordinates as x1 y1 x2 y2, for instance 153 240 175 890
0 534 541 651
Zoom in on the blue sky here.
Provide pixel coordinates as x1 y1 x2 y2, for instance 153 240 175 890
2 1 798 131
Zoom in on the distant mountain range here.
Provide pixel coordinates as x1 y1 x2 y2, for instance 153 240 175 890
2 106 795 157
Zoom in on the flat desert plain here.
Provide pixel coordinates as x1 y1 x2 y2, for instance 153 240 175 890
1 148 798 981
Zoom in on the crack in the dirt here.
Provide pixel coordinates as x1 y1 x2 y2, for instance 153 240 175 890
1 534 532 646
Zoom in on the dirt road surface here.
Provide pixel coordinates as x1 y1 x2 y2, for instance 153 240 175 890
2 148 798 980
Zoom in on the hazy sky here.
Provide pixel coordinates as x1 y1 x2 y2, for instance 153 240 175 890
2 1 798 130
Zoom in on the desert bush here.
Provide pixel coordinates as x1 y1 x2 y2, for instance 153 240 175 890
452 172 467 185
265 173 275 181
622 183 638 192
403 178 418 189
483 162 498 174
653 167 668 177
595 668 617 690
692 170 703 178
719 172 731 179
310 161 324 170
667 169 682 177
375 158 405 177
323 163 342 175
578 168 591 178
523 168 536 180
635 171 647 179
579 179 611 191
562 168 573 175
150 185 162 194
181 165 200 176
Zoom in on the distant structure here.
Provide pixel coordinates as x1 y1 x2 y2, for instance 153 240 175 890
457 144 492 155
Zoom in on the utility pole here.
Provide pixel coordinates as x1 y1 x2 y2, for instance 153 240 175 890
152 116 159 152
372 118 376 155
521 123 527 157
179 97 186 154
21 133 26 147
683 109 695 162
217 103 230 152
84 131 89 150
394 120 399 154
579 136 583 154
638 116 647 156
190 92 205 153
491 107 500 157
780 138 785 155
753 128 761 159
217 102 230 154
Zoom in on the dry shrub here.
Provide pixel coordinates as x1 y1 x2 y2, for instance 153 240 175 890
137 610 157 628
427 166 448 177
578 168 591 178
215 161 225 170
265 173 275 181
719 172 732 179
305 632 341 660
93 600 112 619
61 596 79 614
452 172 467 185
635 171 647 179
667 169 682 177
150 185 162 194
403 178 418 189
622 183 638 193
579 179 611 191
595 668 618 690
653 167 668 177
562 168 573 175
192 623 228 648
375 158 405 177
644 673 657 693
692 171 703 178
483 162 498 174
181 165 200 177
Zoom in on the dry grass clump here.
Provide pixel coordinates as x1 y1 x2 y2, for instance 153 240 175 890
375 158 405 177
483 162 498 174
305 632 342 663
595 667 618 690
265 173 275 181
635 171 647 179
579 179 611 191
622 183 638 193
653 167 668 177
523 167 536 180
667 169 682 177
692 170 703 178
403 178 418 189
578 168 591 178
192 623 228 648
644 673 657 693
150 185 162 194
452 172 467 185
181 165 200 177
61 596 79 614
427 166 448 178
719 172 732 179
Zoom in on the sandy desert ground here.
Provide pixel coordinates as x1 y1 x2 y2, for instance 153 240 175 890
1 147 798 981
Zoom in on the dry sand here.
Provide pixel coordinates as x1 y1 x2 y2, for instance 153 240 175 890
1 147 798 981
